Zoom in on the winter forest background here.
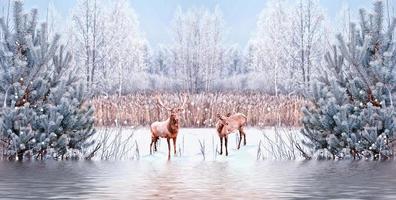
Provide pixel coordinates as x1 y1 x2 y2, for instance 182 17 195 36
4 0 393 95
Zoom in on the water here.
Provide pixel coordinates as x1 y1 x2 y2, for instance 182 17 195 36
1 160 396 199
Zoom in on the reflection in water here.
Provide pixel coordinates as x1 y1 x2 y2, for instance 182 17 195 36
0 160 395 199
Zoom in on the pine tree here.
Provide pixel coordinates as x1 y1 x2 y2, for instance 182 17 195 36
0 1 95 160
302 1 396 160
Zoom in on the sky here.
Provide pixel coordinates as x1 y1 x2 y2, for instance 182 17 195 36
0 0 389 48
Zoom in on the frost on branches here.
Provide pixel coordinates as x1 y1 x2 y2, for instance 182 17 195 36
302 1 396 160
0 1 95 160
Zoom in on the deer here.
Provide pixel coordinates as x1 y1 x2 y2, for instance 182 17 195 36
150 94 188 160
216 112 247 156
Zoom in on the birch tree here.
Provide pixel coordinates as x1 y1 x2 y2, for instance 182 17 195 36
69 0 148 95
291 0 327 93
70 0 106 94
248 0 327 94
248 0 291 95
101 0 149 95
169 7 226 93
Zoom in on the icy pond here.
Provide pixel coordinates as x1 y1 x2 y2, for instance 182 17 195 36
1 128 396 199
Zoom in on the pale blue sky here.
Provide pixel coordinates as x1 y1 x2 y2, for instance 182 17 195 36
1 0 389 47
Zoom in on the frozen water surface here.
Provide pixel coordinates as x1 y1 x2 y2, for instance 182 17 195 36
1 128 396 199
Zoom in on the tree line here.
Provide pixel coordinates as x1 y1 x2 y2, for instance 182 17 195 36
7 0 393 95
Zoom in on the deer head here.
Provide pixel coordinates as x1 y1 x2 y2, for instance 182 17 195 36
156 93 188 121
216 113 230 134
216 113 238 135
217 113 227 124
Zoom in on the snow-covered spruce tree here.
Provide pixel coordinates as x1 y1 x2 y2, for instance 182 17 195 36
301 1 396 160
0 1 95 160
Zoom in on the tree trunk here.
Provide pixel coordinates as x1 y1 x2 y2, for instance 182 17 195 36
17 150 24 161
306 0 312 91
299 0 306 92
85 0 91 93
91 0 97 94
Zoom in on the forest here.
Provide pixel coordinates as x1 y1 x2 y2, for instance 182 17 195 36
6 0 335 95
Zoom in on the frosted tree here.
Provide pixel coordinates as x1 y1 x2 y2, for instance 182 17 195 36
150 45 172 75
169 7 226 93
70 0 106 94
248 0 327 94
224 45 245 76
291 0 327 93
46 0 64 40
245 40 258 73
302 1 396 160
248 0 292 95
212 45 248 91
70 0 149 95
0 1 95 160
101 0 149 94
148 45 180 90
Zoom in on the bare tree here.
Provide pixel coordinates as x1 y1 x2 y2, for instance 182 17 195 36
169 7 226 93
292 0 326 93
247 0 326 95
71 0 105 94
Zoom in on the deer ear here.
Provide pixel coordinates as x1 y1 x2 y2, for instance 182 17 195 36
216 113 225 121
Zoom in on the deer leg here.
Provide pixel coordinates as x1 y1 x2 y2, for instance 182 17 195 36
173 137 177 156
237 131 242 150
150 138 154 155
219 137 223 155
154 137 158 152
167 138 171 160
243 131 246 146
225 136 229 156
240 127 246 146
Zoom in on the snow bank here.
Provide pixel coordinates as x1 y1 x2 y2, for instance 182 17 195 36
89 127 304 162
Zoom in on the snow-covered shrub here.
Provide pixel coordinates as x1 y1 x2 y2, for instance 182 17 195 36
0 1 95 160
302 1 396 160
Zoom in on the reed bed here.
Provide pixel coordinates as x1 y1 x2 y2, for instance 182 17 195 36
92 92 306 127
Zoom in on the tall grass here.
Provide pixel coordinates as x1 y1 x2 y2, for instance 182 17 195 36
257 127 310 160
84 127 139 160
92 92 306 127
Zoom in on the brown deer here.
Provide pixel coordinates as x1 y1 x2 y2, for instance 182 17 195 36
150 94 188 160
216 113 247 156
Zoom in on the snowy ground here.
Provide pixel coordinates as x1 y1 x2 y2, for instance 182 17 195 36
89 127 305 162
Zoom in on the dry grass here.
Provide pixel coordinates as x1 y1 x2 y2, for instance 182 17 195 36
84 127 139 160
92 92 307 127
257 127 310 160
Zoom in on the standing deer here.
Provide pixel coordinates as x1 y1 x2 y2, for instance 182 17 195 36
216 113 247 156
150 94 188 160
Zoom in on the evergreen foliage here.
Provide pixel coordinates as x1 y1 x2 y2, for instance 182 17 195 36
0 1 95 160
302 1 396 160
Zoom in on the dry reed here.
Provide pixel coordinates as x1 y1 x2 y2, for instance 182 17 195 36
91 92 307 128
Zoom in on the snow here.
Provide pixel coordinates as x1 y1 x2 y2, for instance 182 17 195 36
91 127 303 162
